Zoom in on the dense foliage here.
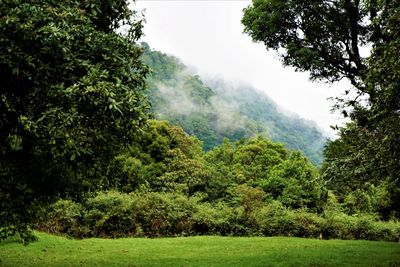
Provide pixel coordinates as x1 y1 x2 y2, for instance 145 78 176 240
321 1 400 219
98 120 324 209
38 190 400 242
0 0 148 241
34 119 341 239
37 120 400 242
242 0 400 219
103 119 205 195
141 43 326 164
2 0 399 245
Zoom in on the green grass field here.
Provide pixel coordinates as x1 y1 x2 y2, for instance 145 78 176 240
1 232 399 266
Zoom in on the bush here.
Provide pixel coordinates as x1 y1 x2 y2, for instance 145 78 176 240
39 191 202 238
249 202 323 238
83 191 137 238
37 200 88 238
322 211 400 241
249 201 298 236
293 210 325 238
369 221 400 242
37 192 400 241
322 211 355 239
132 192 199 237
193 202 245 235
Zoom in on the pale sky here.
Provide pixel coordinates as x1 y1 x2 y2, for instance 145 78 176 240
134 0 349 136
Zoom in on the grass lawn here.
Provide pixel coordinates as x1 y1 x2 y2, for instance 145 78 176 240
0 232 399 266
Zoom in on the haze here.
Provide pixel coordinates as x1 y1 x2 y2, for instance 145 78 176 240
134 0 349 136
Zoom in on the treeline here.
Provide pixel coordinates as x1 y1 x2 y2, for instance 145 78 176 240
37 120 400 241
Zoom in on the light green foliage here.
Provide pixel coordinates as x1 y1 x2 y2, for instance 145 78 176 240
0 0 148 240
249 202 325 238
37 200 85 237
342 182 391 216
267 152 326 211
206 137 287 184
141 44 326 164
159 149 211 195
37 191 400 242
205 137 325 210
192 202 235 235
231 184 267 215
106 120 208 194
105 122 324 213
321 211 400 241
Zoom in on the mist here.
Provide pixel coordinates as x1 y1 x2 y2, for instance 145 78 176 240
152 72 250 133
134 0 348 136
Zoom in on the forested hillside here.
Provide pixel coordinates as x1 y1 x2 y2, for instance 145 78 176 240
140 43 326 164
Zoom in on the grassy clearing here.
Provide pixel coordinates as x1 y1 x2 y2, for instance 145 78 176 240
0 232 399 266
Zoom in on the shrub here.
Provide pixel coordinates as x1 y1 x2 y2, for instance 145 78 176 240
37 192 400 241
322 211 400 241
369 221 400 242
38 199 88 238
132 192 198 237
83 191 137 237
293 210 324 238
322 211 355 239
192 202 234 235
249 201 298 236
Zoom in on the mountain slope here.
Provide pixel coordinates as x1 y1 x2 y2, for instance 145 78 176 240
140 43 326 164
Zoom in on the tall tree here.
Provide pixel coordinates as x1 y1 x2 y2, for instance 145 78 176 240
242 0 398 110
0 0 148 241
242 0 400 217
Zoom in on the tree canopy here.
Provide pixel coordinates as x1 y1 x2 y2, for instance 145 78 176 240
0 0 149 240
243 0 371 86
242 0 400 218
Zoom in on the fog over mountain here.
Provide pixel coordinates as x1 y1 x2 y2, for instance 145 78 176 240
141 44 327 164
135 0 347 136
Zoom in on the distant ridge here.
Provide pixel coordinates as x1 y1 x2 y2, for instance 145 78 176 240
140 43 327 164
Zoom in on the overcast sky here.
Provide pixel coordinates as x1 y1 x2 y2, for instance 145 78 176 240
134 0 349 136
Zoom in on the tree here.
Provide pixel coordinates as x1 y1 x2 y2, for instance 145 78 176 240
242 0 400 218
0 0 148 241
107 120 207 195
269 151 326 211
204 136 324 208
242 0 396 111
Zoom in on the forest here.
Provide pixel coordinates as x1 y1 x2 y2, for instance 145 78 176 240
141 43 326 165
0 0 399 255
